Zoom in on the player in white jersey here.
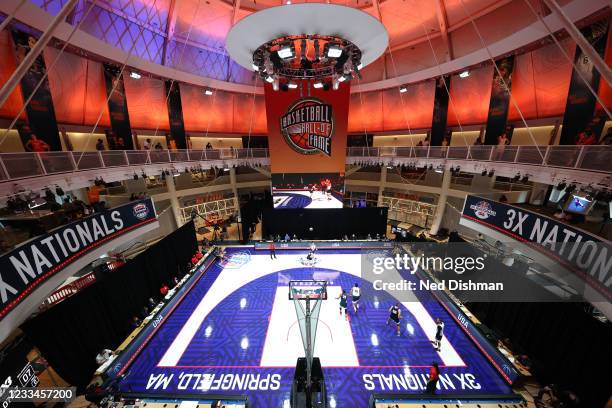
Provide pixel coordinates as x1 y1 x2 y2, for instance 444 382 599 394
351 283 361 313
432 318 444 351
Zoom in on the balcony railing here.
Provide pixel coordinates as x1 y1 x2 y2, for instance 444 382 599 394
0 145 609 183
0 148 270 182
346 145 612 173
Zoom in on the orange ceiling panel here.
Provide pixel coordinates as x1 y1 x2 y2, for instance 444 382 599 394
0 30 26 122
447 63 493 126
124 75 170 131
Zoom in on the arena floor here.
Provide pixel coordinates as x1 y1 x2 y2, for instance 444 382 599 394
116 248 513 406
273 190 344 208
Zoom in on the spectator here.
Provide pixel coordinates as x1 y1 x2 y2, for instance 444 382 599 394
206 142 213 149
143 138 152 150
154 142 163 150
269 241 276 259
129 316 141 330
25 134 50 152
425 362 440 394
147 297 157 309
284 233 290 242
576 129 597 145
95 349 113 365
494 132 509 160
95 138 105 151
159 284 169 297
473 137 483 145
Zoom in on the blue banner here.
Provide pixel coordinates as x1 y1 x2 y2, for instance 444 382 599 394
0 199 157 323
461 195 611 302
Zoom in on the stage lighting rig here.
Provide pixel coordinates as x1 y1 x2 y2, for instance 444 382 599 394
252 35 362 91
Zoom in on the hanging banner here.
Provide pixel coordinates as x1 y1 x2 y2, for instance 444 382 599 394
265 81 350 209
484 56 514 145
11 30 62 152
430 75 450 146
264 81 350 173
559 20 609 145
0 199 157 325
165 81 187 149
103 63 134 149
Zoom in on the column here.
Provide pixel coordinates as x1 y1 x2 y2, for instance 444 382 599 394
429 169 451 235
377 165 387 206
165 174 183 228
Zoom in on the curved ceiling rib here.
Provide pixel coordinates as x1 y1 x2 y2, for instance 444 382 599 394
2 0 607 95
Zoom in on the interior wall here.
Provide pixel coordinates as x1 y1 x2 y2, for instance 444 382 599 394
0 129 25 152
373 134 428 146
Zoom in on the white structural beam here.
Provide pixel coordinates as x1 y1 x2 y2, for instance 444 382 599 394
435 0 453 61
162 0 178 65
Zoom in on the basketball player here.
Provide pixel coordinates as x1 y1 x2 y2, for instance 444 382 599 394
351 283 361 313
309 184 315 199
325 179 332 200
337 289 348 320
433 318 445 351
386 302 402 335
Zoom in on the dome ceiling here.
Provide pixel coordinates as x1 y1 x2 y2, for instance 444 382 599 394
27 0 590 87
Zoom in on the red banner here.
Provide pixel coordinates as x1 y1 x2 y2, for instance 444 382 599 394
264 81 350 173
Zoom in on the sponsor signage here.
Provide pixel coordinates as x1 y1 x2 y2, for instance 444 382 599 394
461 195 611 300
0 199 156 322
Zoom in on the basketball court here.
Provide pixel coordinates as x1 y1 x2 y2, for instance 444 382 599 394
116 248 514 407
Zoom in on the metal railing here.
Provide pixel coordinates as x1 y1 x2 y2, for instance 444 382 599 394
0 148 270 181
346 145 612 172
0 145 609 183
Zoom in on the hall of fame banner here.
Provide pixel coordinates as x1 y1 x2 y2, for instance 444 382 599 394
264 81 350 174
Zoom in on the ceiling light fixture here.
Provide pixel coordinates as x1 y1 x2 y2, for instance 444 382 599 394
277 44 294 59
287 82 298 89
399 86 407 93
326 44 343 58
204 89 213 96
459 70 470 78
313 81 324 89
129 71 141 79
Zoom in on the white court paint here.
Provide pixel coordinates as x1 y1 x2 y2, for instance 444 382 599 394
157 253 464 368
260 286 359 367
402 301 465 366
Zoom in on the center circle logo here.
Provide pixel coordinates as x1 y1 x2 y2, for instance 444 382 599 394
280 98 335 156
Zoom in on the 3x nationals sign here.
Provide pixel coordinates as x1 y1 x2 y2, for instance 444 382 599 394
0 199 157 322
280 98 334 156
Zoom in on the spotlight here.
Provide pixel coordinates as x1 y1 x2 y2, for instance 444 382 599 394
204 89 213 96
513 173 521 182
488 170 494 177
264 75 274 83
326 44 343 58
399 86 408 93
251 63 259 71
129 71 141 79
313 81 324 89
277 43 294 59
338 74 349 83
556 181 566 190
357 62 363 70
459 70 470 78
287 81 298 89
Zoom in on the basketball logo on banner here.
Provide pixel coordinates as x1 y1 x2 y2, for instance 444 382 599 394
280 98 334 156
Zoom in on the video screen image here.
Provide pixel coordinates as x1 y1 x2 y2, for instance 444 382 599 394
272 172 345 209
564 194 593 215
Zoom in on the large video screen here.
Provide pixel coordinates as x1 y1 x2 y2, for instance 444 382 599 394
272 173 344 209
564 194 594 215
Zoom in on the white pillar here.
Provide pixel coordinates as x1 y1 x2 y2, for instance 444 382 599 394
429 169 451 235
377 165 387 206
229 167 240 211
165 174 183 228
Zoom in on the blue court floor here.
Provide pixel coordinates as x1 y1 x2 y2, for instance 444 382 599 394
117 248 513 407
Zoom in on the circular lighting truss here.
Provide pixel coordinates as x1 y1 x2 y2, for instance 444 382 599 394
252 34 362 88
